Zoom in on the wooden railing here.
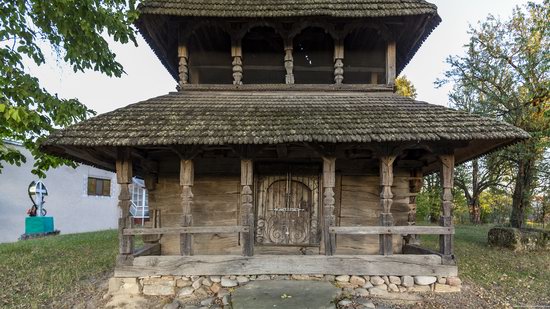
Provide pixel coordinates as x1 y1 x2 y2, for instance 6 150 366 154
123 225 249 236
330 225 455 264
329 226 454 235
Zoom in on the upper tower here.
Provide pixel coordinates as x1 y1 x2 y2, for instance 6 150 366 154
136 0 441 88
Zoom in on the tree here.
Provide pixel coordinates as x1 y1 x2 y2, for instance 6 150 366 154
437 1 550 228
395 75 418 99
454 155 511 224
0 0 138 177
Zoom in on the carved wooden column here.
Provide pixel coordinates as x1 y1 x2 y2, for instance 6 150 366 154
178 43 189 88
323 157 336 255
379 155 396 255
180 159 194 255
116 147 134 265
232 39 243 85
334 39 344 85
405 168 423 245
439 154 455 259
143 166 161 245
240 159 254 256
386 40 396 85
284 39 294 84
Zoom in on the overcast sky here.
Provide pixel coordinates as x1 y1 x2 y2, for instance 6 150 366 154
26 0 531 114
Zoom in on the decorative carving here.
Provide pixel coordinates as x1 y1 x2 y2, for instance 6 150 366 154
379 155 396 255
334 58 344 84
178 54 189 87
256 173 319 246
284 41 294 84
439 154 455 257
256 217 266 243
232 56 243 85
322 157 336 256
180 159 194 256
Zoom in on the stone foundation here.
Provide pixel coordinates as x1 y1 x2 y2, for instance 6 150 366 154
109 273 461 308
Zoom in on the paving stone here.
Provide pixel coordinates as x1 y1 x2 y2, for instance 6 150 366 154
350 276 366 286
210 276 221 283
446 277 462 286
237 276 250 284
389 276 401 285
335 275 350 282
370 276 385 286
200 297 215 306
354 288 370 297
401 276 414 288
356 299 376 308
163 300 181 309
210 283 221 294
143 284 175 296
434 283 461 293
368 287 389 296
221 278 238 287
408 285 431 293
338 299 353 307
178 287 195 298
232 280 340 309
388 283 399 292
414 276 437 286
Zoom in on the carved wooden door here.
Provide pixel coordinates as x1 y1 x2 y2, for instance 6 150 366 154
256 172 320 246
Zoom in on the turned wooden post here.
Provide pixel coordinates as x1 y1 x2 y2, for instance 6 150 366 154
232 39 243 85
379 155 396 255
177 36 189 87
439 154 455 259
180 159 194 256
284 39 294 84
334 39 344 85
116 148 134 265
323 157 337 255
386 40 396 85
405 168 423 245
240 160 254 256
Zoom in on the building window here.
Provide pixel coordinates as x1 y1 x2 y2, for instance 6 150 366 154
188 25 233 84
242 26 285 84
344 27 387 84
293 27 334 84
87 177 111 197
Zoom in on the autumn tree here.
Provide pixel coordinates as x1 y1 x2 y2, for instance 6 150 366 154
438 1 550 228
395 75 418 99
0 0 138 177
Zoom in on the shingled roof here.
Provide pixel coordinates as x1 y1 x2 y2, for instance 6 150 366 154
42 90 529 149
138 0 438 18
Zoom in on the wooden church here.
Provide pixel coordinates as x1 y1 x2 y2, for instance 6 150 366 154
42 0 528 280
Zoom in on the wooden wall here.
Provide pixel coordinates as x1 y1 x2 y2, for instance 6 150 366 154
336 170 410 254
151 157 412 255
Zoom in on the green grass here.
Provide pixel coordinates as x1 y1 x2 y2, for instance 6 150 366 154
420 225 550 305
0 230 118 308
1 226 548 308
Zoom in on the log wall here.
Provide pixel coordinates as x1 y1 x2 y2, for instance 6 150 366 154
151 158 412 255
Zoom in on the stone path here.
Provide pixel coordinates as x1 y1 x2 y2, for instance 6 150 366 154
232 280 341 309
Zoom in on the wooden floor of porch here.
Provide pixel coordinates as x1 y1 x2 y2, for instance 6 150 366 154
114 254 458 278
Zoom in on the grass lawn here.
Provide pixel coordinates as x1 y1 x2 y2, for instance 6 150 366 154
0 230 118 309
420 225 550 306
0 226 548 308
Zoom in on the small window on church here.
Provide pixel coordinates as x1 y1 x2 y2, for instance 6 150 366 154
293 27 334 84
242 27 285 84
87 177 111 197
344 28 387 84
188 26 233 84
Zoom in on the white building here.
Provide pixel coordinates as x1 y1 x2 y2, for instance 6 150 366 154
0 141 126 243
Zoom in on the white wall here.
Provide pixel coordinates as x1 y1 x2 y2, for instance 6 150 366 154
0 143 119 243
